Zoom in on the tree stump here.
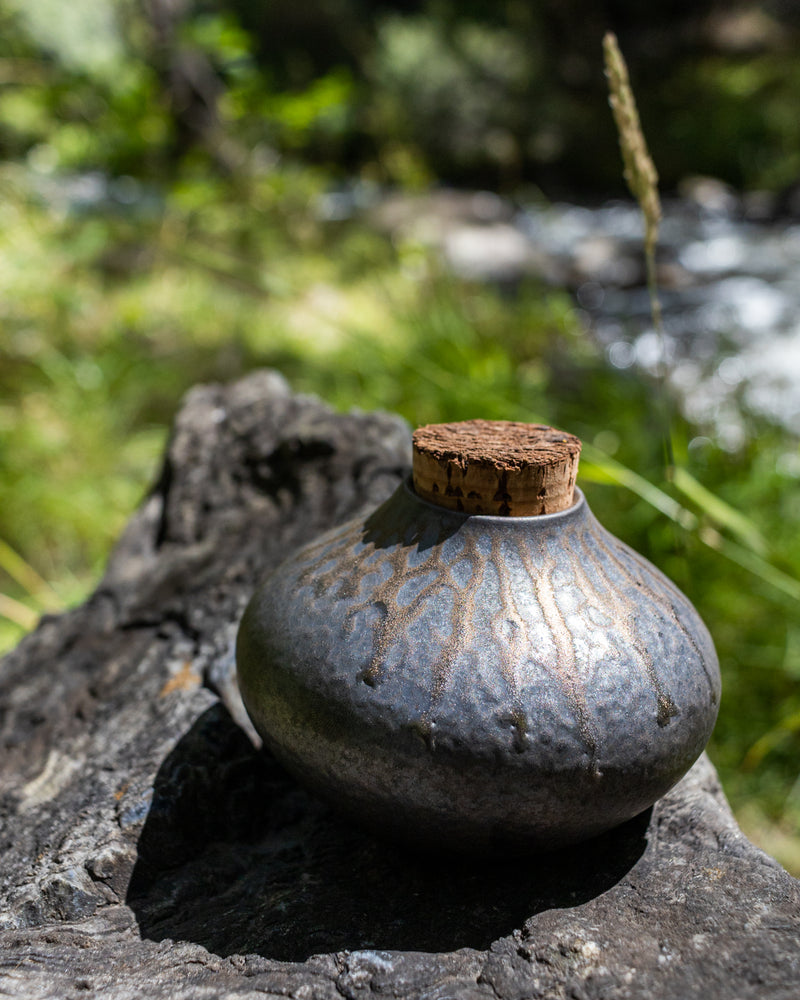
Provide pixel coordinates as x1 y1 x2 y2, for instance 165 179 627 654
1 370 798 999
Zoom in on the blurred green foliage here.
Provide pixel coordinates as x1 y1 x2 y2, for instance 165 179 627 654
1 0 800 874
3 0 800 192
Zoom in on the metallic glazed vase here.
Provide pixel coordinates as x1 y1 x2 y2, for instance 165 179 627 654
237 475 720 853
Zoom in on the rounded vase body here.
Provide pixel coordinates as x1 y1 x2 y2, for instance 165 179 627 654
237 482 720 852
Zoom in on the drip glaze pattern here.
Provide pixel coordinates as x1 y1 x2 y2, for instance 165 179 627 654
237 482 720 852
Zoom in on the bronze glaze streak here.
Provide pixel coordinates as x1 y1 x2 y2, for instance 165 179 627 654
488 534 527 734
344 544 435 685
297 520 359 566
332 520 458 693
431 534 481 695
412 532 485 749
619 543 715 684
569 531 678 728
297 525 363 599
587 526 717 701
412 532 485 747
520 539 601 776
300 520 487 748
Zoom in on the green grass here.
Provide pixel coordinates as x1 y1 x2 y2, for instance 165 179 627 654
2 162 800 873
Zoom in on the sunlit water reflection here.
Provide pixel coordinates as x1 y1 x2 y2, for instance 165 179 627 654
516 198 800 448
364 186 800 450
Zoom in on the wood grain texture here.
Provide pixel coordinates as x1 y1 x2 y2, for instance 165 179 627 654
0 371 798 999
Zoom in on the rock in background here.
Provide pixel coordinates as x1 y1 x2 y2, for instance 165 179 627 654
0 371 798 999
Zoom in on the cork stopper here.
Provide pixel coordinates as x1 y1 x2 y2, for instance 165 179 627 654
412 420 581 516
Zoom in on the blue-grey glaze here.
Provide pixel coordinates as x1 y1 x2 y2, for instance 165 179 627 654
237 482 720 852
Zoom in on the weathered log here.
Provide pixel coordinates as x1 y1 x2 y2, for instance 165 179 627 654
1 370 798 999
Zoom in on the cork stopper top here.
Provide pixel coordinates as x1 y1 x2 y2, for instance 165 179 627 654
412 420 581 516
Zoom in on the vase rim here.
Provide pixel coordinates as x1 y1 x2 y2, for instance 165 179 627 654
402 476 586 523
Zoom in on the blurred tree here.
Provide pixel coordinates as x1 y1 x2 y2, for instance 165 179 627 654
2 0 800 192
144 0 226 163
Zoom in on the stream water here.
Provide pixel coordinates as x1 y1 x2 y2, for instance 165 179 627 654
362 185 800 454
520 197 800 451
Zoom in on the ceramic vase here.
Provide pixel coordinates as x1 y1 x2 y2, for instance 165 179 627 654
237 473 720 852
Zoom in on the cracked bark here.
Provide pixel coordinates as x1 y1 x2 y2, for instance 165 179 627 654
1 370 798 999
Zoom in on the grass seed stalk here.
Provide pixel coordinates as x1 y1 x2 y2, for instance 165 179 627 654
603 30 670 464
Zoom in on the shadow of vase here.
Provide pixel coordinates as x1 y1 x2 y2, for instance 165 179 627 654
127 704 649 961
